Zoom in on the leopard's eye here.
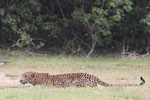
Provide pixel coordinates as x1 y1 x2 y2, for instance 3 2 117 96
24 75 27 77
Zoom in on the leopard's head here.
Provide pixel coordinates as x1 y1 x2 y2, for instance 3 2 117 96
20 72 36 85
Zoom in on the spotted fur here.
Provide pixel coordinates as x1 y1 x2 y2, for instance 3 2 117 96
20 72 145 87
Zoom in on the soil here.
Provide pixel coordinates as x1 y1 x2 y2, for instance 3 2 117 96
0 72 20 86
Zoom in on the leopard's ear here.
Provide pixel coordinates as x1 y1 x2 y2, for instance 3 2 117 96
31 74 35 78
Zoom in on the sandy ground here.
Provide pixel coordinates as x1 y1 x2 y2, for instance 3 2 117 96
0 71 20 86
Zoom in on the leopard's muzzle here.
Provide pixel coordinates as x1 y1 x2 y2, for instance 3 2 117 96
20 80 28 84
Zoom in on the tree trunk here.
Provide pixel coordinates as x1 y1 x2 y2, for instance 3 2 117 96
86 41 96 58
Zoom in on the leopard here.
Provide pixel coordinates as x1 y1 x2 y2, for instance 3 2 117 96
20 71 145 87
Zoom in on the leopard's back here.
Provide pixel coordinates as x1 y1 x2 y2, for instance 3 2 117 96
50 73 100 87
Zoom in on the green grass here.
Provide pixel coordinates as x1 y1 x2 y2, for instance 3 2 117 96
0 87 142 100
0 52 150 100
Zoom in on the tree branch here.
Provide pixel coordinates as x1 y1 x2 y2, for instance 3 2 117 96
56 0 65 19
72 31 90 48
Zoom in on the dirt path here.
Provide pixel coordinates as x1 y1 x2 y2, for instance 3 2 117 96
0 72 20 86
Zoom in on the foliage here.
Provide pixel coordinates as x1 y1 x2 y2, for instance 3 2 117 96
0 0 150 56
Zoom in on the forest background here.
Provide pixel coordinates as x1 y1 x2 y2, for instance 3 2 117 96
0 0 150 57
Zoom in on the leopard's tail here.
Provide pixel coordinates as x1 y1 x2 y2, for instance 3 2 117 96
98 77 145 87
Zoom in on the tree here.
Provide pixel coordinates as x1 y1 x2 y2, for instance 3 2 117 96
72 0 132 57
